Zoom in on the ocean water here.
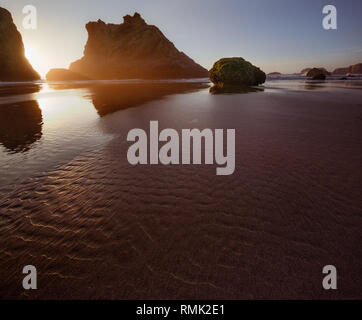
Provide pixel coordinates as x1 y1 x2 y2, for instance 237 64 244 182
0 79 361 299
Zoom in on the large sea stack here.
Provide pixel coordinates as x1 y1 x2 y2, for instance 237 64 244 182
0 7 40 81
68 12 208 80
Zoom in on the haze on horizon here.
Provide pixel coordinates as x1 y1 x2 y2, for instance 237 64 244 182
2 0 362 78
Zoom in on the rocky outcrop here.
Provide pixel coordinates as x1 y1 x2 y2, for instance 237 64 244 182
300 68 311 76
351 64 362 74
267 72 281 76
332 63 362 75
69 13 208 80
333 67 350 75
311 73 326 80
306 68 329 78
301 67 330 76
209 57 266 86
46 68 90 81
0 7 40 81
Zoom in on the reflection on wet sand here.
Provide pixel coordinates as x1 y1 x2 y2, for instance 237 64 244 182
0 80 362 299
92 82 211 116
48 81 209 116
209 84 264 94
304 81 325 90
0 83 42 153
0 83 41 97
0 100 42 153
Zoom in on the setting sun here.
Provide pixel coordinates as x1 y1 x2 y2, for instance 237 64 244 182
24 43 49 79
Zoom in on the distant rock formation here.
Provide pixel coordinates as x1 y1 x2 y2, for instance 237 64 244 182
209 57 266 86
333 67 350 75
332 63 362 75
306 68 328 80
301 67 330 76
267 72 281 76
68 13 208 80
0 7 40 81
350 64 362 73
46 68 90 81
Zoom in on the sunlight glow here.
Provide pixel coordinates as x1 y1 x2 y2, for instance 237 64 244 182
24 44 49 79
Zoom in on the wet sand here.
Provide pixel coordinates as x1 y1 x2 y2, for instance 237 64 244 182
0 80 361 299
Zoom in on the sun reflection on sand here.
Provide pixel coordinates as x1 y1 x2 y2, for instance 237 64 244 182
36 92 97 127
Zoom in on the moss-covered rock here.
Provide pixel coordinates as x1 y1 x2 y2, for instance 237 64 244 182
306 68 329 78
209 57 266 86
311 73 326 80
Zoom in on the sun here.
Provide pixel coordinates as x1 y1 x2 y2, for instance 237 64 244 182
24 44 48 79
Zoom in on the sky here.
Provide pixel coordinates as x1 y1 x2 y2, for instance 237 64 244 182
1 0 362 78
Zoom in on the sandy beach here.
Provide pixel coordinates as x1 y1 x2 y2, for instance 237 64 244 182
0 80 361 299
